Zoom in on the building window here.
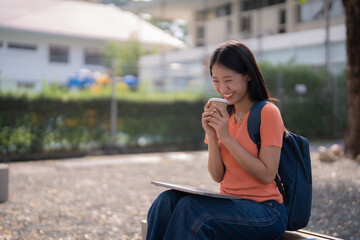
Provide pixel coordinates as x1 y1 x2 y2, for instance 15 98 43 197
196 26 205 47
241 0 285 11
298 0 344 23
217 3 232 17
84 48 103 65
241 0 258 11
49 45 69 63
298 0 324 22
268 0 286 5
278 8 286 33
328 0 345 17
240 15 251 32
8 42 37 51
17 81 35 89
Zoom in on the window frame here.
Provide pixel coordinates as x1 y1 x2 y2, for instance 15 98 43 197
7 42 37 51
240 15 252 32
49 44 69 63
196 25 205 47
84 47 103 66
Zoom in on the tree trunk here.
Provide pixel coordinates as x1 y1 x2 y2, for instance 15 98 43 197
342 0 360 158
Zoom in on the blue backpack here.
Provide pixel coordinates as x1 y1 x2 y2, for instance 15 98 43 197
247 100 312 231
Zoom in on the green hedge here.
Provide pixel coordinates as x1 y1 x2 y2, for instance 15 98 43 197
0 64 348 159
0 97 206 158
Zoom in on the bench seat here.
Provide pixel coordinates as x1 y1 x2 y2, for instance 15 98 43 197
141 220 343 240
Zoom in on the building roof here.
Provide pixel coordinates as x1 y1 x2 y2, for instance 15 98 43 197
0 0 185 49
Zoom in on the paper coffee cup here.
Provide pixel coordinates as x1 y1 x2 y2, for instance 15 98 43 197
208 98 228 112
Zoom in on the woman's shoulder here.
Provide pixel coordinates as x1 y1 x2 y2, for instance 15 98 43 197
261 101 282 119
262 101 280 111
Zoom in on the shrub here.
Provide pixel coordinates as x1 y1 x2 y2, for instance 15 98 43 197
0 63 348 159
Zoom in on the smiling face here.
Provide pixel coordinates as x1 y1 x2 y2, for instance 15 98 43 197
211 63 250 106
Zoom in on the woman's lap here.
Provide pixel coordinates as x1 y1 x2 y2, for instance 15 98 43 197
146 190 287 240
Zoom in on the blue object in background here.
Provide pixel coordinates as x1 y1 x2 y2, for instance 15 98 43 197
123 75 138 86
67 69 95 89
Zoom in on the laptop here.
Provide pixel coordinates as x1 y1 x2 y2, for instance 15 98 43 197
151 181 242 200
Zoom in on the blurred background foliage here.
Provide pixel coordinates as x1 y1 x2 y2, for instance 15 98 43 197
0 62 347 161
103 40 154 77
259 62 347 138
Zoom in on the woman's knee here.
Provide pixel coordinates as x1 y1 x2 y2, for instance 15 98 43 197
157 190 184 202
175 195 206 212
152 190 187 209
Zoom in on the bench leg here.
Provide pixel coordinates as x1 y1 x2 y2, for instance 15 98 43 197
141 219 147 240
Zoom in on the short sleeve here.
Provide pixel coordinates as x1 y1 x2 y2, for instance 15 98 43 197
260 103 284 148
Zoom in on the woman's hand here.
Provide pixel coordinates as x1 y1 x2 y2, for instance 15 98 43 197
205 104 230 141
202 102 217 139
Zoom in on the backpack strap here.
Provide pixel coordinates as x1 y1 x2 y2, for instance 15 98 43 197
248 100 268 150
275 174 288 204
248 100 288 204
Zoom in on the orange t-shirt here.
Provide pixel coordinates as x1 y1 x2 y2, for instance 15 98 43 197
205 102 284 203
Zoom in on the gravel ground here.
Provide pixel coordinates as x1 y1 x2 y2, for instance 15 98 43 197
0 149 359 240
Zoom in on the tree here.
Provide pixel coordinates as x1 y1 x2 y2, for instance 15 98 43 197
145 17 189 44
341 0 360 159
103 40 150 77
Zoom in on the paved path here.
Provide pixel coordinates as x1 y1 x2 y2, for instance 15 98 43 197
0 149 359 240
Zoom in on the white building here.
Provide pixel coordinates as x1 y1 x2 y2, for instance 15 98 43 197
0 0 185 91
123 0 347 92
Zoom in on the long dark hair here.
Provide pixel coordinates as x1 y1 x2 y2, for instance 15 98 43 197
209 40 273 113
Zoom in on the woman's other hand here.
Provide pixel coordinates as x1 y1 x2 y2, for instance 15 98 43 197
206 104 230 141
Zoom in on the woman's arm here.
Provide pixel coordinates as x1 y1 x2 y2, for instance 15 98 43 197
207 136 225 183
221 136 280 184
202 102 225 183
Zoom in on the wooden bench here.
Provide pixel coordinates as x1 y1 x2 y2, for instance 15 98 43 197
279 229 343 240
141 220 343 240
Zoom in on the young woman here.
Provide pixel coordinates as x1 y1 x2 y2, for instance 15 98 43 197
145 40 287 240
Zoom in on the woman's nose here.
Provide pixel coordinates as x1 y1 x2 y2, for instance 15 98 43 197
219 83 228 93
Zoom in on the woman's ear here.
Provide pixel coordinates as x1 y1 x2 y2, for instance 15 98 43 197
246 73 251 81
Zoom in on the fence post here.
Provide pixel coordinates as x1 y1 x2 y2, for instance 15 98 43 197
333 74 339 136
110 60 119 146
